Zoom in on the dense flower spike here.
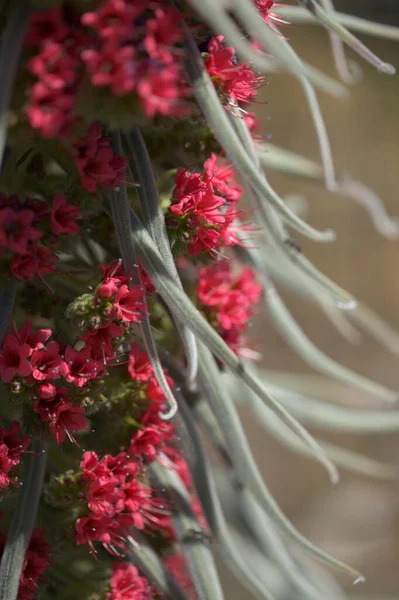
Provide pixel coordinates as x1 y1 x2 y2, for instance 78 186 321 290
0 1 394 599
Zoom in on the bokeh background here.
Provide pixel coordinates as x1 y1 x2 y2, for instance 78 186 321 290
221 2 399 598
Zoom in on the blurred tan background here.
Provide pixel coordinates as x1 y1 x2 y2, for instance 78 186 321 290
220 3 399 599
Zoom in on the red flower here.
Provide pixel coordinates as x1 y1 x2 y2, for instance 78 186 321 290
81 1 146 41
206 36 262 105
0 421 31 466
17 321 52 352
34 391 88 445
88 476 125 517
75 515 121 555
136 65 189 118
10 246 58 280
106 562 150 600
113 284 146 323
0 208 42 255
203 154 242 202
128 344 153 382
73 124 127 192
0 421 30 490
129 408 174 461
0 334 32 383
25 9 69 46
144 7 183 64
80 451 112 483
26 81 76 139
197 260 261 353
50 194 80 236
104 452 138 483
37 381 57 399
122 480 156 529
216 291 252 330
82 42 137 95
255 1 290 26
81 322 124 361
0 445 14 488
64 346 103 387
30 341 65 381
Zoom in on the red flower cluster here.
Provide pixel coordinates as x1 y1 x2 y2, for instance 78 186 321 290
81 0 189 118
0 528 50 600
72 123 128 192
197 259 262 354
168 154 245 256
0 194 79 281
0 321 92 445
25 1 189 137
80 261 147 362
25 8 89 138
128 343 175 411
106 562 152 600
75 448 171 555
205 36 263 105
0 421 30 489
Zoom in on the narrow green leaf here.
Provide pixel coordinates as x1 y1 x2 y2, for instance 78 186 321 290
125 531 189 600
231 112 359 310
108 131 178 419
0 440 47 600
254 370 399 433
176 395 278 600
276 5 399 41
245 381 399 479
238 487 338 600
297 0 395 74
264 285 395 400
0 279 16 344
0 3 31 169
196 344 370 581
319 0 360 84
151 461 225 600
259 143 324 179
232 0 339 190
123 129 198 389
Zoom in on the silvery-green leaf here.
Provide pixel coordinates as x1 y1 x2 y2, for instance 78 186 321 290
0 440 47 600
0 4 31 169
245 382 399 479
125 531 189 600
123 128 198 390
108 132 178 419
275 5 399 41
197 344 367 579
0 280 16 345
176 396 278 600
151 462 225 600
319 0 360 84
296 0 395 74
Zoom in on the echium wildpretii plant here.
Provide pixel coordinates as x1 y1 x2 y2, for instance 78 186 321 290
0 1 398 599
